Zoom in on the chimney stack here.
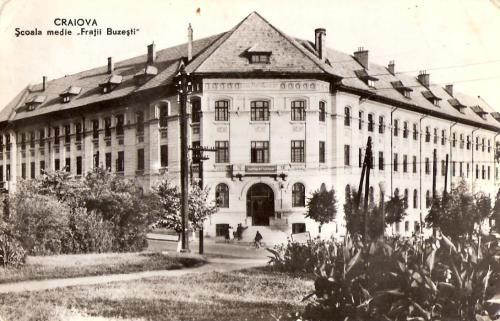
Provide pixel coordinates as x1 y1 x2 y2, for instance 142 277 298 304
42 76 47 91
314 28 326 60
354 47 369 69
187 24 193 62
388 60 395 75
417 71 430 87
107 57 114 74
147 43 156 64
445 84 454 97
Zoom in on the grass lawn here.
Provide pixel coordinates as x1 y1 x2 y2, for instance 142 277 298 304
0 252 203 284
0 266 313 321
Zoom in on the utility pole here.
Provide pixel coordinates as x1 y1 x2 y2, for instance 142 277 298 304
444 154 449 197
175 64 191 252
363 137 373 241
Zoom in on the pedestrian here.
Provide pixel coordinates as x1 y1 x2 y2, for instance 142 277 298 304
254 230 263 248
228 225 234 241
225 226 231 243
236 223 247 241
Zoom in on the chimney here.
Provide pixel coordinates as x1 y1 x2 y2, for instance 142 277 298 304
417 71 429 87
107 57 114 74
354 47 369 69
187 24 193 62
147 43 156 64
445 84 454 97
42 76 47 91
388 60 395 75
314 28 326 60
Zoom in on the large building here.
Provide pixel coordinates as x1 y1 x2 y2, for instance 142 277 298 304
1 12 499 243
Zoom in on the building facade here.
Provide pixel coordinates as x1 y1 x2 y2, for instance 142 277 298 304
1 12 499 243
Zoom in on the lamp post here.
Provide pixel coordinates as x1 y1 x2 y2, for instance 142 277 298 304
379 181 385 239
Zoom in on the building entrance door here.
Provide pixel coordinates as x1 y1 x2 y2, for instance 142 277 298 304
246 183 274 226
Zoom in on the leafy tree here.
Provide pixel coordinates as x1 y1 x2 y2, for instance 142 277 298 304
306 187 337 233
153 177 218 233
494 189 500 233
344 188 363 236
384 195 407 226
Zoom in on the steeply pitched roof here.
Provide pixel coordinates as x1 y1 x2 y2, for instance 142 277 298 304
1 11 498 132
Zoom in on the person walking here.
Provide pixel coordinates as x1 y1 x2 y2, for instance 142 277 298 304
254 230 263 248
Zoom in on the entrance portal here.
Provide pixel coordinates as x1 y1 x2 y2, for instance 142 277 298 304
246 183 274 226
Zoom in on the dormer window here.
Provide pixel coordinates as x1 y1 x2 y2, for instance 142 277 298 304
391 81 413 99
470 105 488 120
59 86 81 103
134 65 158 84
422 91 441 107
246 43 271 64
448 98 467 113
354 69 378 88
25 95 46 111
99 74 122 94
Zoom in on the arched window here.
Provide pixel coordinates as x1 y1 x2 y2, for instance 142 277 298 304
425 190 431 208
344 106 351 126
319 101 326 122
404 189 409 209
215 183 229 208
413 189 418 209
215 100 229 121
292 183 305 207
378 116 384 134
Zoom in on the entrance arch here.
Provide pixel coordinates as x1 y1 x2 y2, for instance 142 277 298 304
246 183 274 226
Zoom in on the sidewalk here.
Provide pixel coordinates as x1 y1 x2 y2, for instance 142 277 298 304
0 256 268 294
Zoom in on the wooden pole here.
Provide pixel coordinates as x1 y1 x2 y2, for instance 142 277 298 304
363 137 372 241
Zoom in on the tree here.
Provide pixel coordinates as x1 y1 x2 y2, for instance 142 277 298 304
384 195 407 226
153 177 218 233
306 187 337 233
494 189 500 233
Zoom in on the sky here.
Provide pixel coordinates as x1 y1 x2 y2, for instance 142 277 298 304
0 0 500 111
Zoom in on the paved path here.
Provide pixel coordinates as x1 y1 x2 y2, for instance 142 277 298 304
0 257 268 294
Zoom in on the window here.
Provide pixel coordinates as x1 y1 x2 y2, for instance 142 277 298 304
403 154 408 173
40 161 45 175
292 223 306 234
6 135 10 151
425 127 430 143
413 189 418 209
76 156 82 175
482 138 485 152
482 165 485 179
55 159 60 171
116 151 124 172
39 128 46 142
93 152 99 169
405 221 409 232
30 131 35 148
476 164 479 179
426 190 431 208
191 141 200 163
402 121 408 138
452 133 457 148
292 183 305 207
291 140 305 163
92 120 99 139
75 123 82 142
250 54 270 63
412 156 417 173
319 102 326 122
115 114 124 136
441 160 446 176
394 119 399 136
215 141 229 163
136 111 144 134
359 111 364 130
159 103 169 127
21 133 26 150
344 145 350 166
21 163 26 179
0 166 2 182
319 141 325 163
251 101 269 121
6 164 10 181
251 141 269 163
459 134 464 149
30 162 35 179
215 224 229 237
467 135 471 150
467 163 470 178
476 137 479 151
191 99 201 123
488 166 491 180
413 124 418 140
404 189 409 209
441 130 446 145
378 116 384 134
64 125 71 144
344 106 351 126
104 118 111 137
160 145 168 167
215 183 229 208
452 161 456 177
488 140 491 153
433 128 438 144
215 100 229 121
359 148 363 168
65 157 70 172
291 101 306 121
105 153 111 171
378 152 384 170
459 162 463 177
137 149 144 171
425 157 430 174
367 114 374 132
394 153 398 172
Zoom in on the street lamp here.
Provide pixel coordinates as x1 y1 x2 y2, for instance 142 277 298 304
379 181 386 239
